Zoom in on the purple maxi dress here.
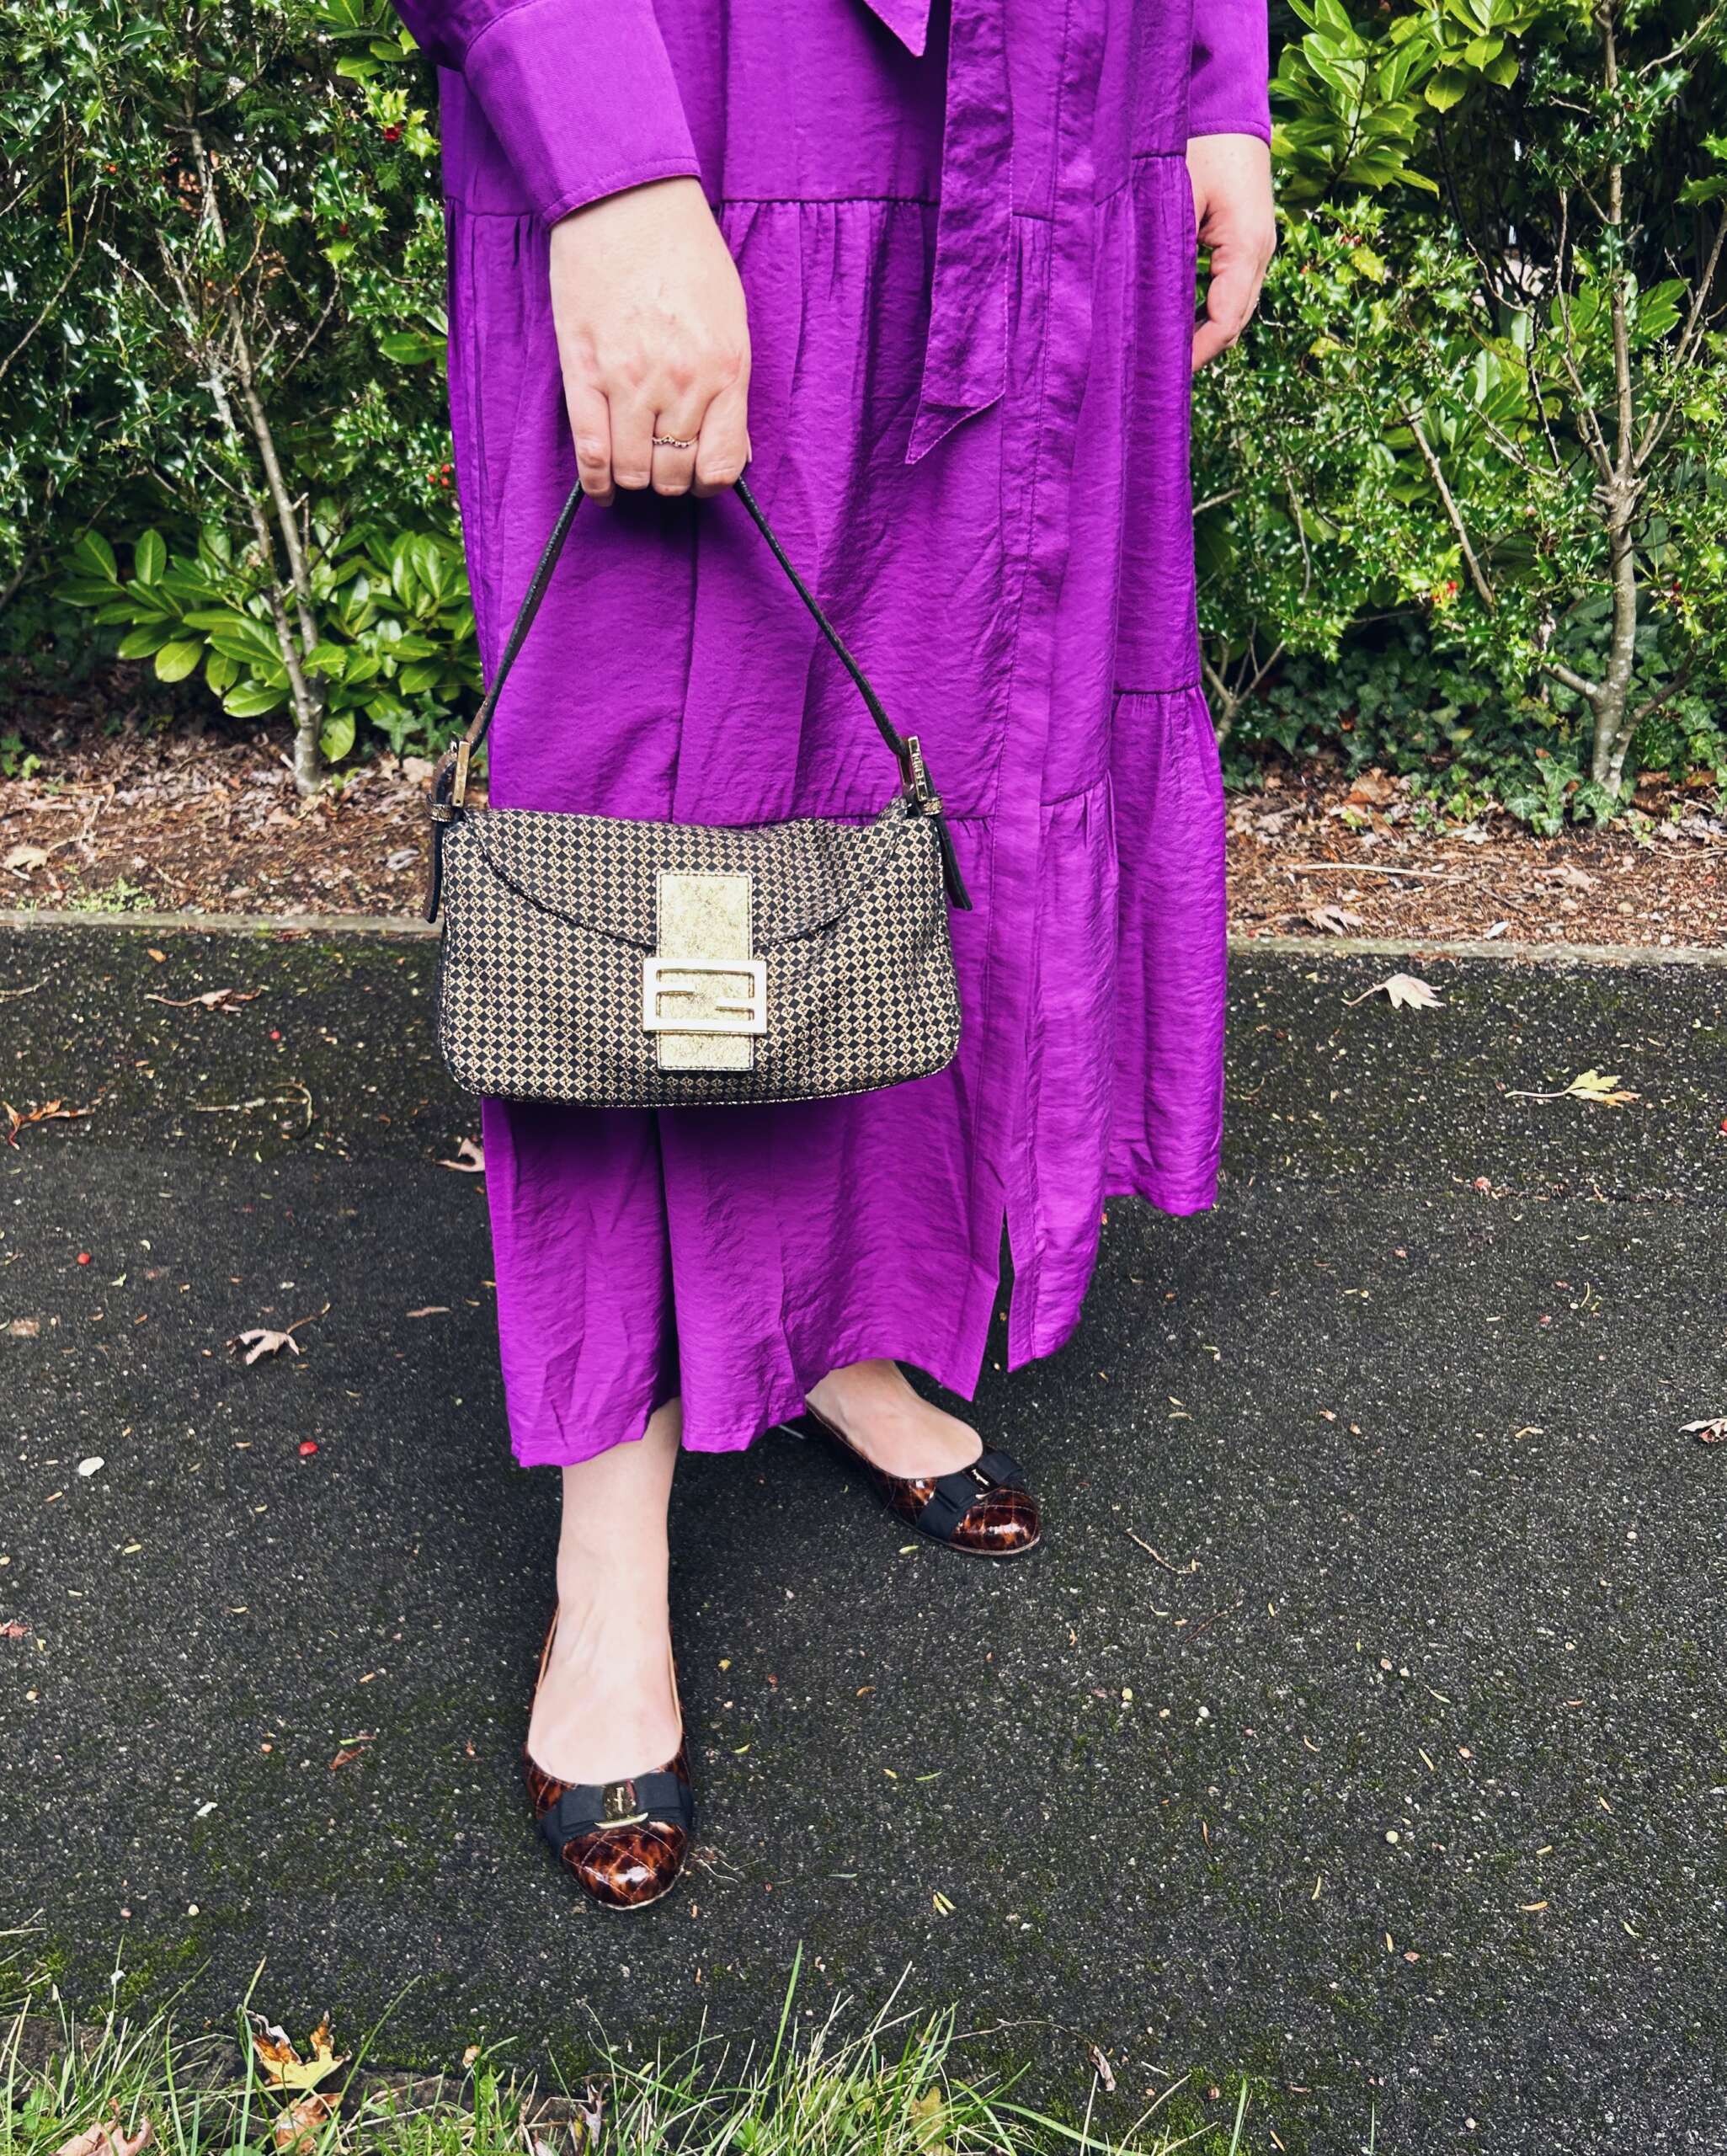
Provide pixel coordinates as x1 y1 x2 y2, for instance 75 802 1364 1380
397 0 1271 1466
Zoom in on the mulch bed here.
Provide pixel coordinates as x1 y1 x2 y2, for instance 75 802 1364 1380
3 685 1725 947
1226 761 1727 949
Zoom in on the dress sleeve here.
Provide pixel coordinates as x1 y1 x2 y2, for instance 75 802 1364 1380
392 0 701 223
1186 0 1272 142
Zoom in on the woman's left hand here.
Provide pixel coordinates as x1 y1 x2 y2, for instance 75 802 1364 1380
1186 133 1276 371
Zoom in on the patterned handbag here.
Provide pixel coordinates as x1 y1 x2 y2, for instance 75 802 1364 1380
424 478 971 1107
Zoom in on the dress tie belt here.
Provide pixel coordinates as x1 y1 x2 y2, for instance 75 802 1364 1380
860 0 1012 465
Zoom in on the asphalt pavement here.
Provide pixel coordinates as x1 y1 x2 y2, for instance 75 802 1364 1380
2 921 1724 2153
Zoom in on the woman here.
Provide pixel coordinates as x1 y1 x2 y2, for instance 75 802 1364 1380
396 0 1274 1909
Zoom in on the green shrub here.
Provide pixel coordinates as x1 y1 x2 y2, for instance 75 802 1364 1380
5 0 1727 816
1201 0 1727 820
2 0 459 783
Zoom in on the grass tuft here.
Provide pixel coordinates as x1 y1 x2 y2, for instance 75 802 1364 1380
0 1938 1265 2156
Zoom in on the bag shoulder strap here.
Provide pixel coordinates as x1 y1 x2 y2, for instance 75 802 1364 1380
435 477 908 811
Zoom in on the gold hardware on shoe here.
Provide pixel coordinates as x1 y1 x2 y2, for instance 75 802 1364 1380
649 870 761 1072
600 1780 648 1828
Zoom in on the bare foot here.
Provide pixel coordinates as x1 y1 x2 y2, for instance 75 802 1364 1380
806 1358 982 1480
526 1398 685 1787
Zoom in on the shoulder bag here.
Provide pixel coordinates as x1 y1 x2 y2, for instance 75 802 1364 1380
423 477 970 1108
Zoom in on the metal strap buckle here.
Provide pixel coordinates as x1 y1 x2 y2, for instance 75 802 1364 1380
642 956 768 1037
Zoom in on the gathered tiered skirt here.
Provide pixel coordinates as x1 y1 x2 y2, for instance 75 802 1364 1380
440 17 1228 1465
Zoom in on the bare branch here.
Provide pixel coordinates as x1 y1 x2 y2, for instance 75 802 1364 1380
1399 403 1498 611
1538 655 1601 703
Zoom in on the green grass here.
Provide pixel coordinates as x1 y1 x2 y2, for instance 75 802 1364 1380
0 1938 1265 2156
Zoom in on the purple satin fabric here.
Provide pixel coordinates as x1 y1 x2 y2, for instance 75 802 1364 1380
396 0 1271 1464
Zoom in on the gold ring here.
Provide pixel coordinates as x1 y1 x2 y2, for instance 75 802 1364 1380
652 434 695 450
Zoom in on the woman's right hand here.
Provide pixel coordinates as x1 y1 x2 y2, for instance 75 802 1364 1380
548 176 752 505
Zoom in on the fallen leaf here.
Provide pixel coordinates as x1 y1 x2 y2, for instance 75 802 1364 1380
573 2084 605 2151
1346 972 1442 1011
3 1099 95 1146
235 1328 300 1364
1346 768 1398 808
144 988 263 1012
1308 902 1364 936
5 1317 40 1338
273 2094 338 2155
1543 861 1598 891
1509 1069 1639 1107
1564 1070 1639 1106
1086 2044 1116 2092
249 2013 348 2093
1 1620 29 1641
1682 1416 1727 1444
438 1137 485 1172
3 845 49 875
54 2105 153 2156
230 1302 328 1364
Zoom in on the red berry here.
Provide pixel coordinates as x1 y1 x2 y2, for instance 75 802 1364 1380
298 1440 319 1457
269 1030 281 1042
77 1251 92 1265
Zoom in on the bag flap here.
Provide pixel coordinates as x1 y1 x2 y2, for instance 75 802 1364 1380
451 797 919 952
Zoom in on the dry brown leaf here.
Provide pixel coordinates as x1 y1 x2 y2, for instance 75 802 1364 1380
234 1328 300 1365
1308 902 1365 936
273 2093 338 2154
438 1137 485 1172
5 1317 40 1338
3 1099 96 1146
1345 768 1399 807
3 845 50 875
1086 2043 1117 2092
1346 972 1442 1011
230 1303 328 1364
54 2105 153 2156
144 988 263 1012
0 1620 29 1641
1682 1416 1727 1444
573 2084 605 2149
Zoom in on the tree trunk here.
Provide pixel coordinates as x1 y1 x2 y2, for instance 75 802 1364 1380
1588 512 1640 792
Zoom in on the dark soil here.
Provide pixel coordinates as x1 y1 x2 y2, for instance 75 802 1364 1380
1228 759 1727 948
4 686 1724 943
